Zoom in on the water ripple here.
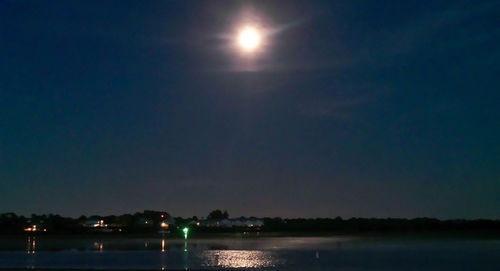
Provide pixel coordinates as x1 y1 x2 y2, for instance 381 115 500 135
201 250 280 268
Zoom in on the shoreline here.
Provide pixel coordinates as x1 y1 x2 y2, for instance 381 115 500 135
1 229 499 240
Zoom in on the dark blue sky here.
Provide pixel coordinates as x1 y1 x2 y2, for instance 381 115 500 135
1 0 499 218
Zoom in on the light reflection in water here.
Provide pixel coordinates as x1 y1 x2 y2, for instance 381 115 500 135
202 250 278 269
93 241 103 252
159 238 168 270
26 236 36 254
182 241 188 270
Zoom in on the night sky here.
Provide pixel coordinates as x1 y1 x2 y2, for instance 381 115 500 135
1 0 499 219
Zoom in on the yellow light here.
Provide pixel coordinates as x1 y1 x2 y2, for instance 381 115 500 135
196 222 200 226
161 222 169 228
238 27 260 51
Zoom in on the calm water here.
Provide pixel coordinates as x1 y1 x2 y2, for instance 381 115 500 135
0 235 498 270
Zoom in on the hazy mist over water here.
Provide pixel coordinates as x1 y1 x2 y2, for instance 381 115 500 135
0 236 498 270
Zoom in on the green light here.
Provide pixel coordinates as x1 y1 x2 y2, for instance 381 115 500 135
182 227 189 239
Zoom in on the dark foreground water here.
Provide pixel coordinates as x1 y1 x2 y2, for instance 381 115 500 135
0 235 498 270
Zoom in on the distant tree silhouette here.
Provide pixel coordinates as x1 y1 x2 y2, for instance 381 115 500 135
207 210 229 220
0 211 498 234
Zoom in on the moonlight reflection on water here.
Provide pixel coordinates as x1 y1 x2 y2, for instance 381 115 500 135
202 250 279 268
0 237 498 270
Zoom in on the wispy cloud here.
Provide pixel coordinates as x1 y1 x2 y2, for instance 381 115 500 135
356 1 500 62
298 90 383 119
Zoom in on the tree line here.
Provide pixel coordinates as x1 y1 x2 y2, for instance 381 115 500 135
0 211 498 234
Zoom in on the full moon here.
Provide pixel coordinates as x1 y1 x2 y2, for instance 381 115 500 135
238 27 260 51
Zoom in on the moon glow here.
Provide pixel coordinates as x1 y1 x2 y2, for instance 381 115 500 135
238 27 261 51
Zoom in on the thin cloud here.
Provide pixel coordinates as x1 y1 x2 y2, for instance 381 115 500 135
299 94 379 119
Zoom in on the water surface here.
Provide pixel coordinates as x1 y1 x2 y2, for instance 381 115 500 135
0 235 498 270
